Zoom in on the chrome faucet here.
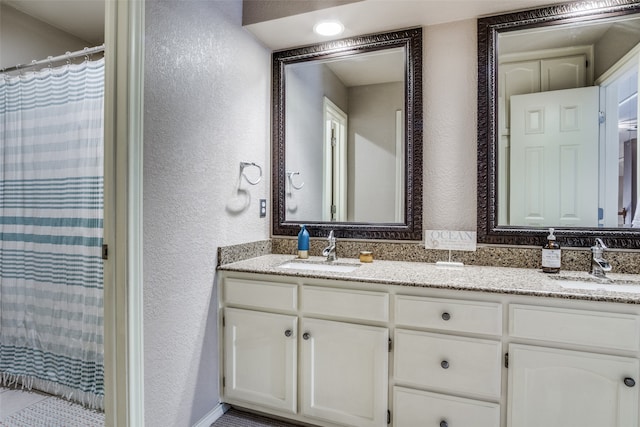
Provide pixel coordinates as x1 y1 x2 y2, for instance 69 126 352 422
322 230 337 262
590 238 612 278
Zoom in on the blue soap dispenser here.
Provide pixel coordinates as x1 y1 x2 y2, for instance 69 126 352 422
298 224 310 259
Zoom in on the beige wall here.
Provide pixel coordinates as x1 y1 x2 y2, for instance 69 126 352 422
0 4 89 70
424 19 478 232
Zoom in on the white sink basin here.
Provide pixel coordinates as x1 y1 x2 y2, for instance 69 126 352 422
278 261 360 273
551 276 640 294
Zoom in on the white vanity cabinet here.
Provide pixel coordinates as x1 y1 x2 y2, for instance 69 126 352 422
221 278 298 413
393 295 503 427
300 317 389 427
220 275 389 427
223 307 297 413
219 269 640 427
507 304 640 427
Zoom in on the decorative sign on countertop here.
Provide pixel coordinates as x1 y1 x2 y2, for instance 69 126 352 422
425 230 477 267
425 230 477 251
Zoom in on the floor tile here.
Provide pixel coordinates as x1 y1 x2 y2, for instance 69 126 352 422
0 389 50 421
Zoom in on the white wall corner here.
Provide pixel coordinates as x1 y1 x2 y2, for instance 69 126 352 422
192 402 231 427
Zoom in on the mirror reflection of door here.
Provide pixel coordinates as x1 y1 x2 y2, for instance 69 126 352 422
323 97 347 221
497 16 640 228
509 87 599 227
599 57 639 227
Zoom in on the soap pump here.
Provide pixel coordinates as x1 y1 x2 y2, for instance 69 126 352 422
298 224 310 259
541 227 561 274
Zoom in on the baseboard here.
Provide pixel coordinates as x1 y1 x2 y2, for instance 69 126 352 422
192 402 231 427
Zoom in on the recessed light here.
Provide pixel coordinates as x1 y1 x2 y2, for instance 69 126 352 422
313 20 344 36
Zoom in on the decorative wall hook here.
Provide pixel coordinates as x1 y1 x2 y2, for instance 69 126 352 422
286 171 304 192
240 161 262 185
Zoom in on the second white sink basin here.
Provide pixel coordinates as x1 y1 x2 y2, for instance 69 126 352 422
278 260 360 273
550 275 640 294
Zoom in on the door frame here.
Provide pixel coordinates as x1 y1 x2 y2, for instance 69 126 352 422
322 97 348 222
103 0 145 425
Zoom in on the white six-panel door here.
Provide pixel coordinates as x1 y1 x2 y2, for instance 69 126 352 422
509 86 599 226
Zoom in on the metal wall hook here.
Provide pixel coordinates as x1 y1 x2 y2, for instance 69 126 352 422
240 162 262 185
287 171 304 191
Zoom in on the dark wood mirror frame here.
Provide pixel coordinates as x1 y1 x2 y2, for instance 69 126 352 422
477 0 640 249
272 27 423 240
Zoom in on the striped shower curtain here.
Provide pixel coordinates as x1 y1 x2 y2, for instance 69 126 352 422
0 58 105 409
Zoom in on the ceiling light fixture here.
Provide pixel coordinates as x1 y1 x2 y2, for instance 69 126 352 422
313 20 344 36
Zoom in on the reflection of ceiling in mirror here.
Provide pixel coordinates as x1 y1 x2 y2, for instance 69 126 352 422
324 48 405 87
499 15 640 56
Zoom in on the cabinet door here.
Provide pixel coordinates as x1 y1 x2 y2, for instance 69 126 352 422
300 318 389 427
223 307 297 413
508 344 639 427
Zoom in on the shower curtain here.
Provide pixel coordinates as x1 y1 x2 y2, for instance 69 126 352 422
0 58 105 409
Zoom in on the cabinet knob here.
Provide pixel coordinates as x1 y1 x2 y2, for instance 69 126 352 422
624 377 636 387
284 329 292 337
441 312 451 321
441 360 449 369
303 332 311 340
440 420 448 427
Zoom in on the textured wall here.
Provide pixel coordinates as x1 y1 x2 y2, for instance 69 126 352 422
424 19 478 231
143 0 270 425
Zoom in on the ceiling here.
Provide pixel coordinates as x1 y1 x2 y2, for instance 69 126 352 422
2 0 574 51
2 0 105 45
244 0 570 50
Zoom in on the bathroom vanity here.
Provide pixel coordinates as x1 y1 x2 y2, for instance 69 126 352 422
218 255 640 427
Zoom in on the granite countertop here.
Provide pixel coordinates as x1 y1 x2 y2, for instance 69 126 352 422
218 254 640 304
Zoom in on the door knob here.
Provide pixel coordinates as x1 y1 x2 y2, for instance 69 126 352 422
303 332 311 340
284 329 293 337
441 360 449 369
624 377 636 387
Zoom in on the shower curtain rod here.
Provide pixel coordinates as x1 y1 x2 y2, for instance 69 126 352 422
0 44 105 74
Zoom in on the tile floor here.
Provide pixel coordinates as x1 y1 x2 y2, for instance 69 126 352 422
0 386 50 421
0 385 103 426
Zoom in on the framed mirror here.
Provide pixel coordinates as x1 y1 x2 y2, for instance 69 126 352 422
272 28 423 240
478 0 640 248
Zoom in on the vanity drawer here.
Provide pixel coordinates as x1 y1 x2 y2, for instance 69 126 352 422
395 295 502 336
394 329 502 400
224 277 298 312
509 304 640 352
301 285 389 322
393 386 500 427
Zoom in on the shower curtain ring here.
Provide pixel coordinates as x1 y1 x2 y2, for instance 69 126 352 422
240 162 262 185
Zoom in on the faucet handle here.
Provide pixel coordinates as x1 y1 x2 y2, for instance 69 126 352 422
593 238 607 250
327 230 335 241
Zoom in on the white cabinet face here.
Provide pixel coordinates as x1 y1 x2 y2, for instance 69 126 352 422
394 386 500 427
508 344 639 427
300 318 389 427
223 308 297 413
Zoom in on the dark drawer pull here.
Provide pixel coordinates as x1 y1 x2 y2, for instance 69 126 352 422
441 312 451 321
624 377 636 387
303 332 311 340
440 420 448 427
441 360 449 369
284 329 292 337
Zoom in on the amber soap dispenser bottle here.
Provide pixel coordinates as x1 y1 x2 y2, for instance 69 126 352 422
541 227 561 273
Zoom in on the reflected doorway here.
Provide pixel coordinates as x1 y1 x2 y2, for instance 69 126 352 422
323 97 348 221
